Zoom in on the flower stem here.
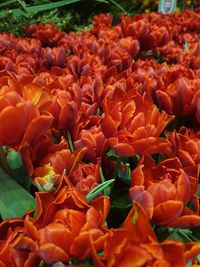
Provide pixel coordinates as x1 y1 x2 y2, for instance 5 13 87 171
67 131 74 153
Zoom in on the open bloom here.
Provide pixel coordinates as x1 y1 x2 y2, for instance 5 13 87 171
130 156 200 227
155 72 200 126
74 125 108 161
70 161 101 195
0 91 53 147
164 129 200 167
92 202 200 267
12 186 110 265
101 91 174 156
47 84 82 133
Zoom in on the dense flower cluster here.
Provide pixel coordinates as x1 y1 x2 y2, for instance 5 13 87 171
0 9 200 266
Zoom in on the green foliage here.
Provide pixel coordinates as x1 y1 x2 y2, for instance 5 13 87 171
86 179 115 202
6 149 32 190
0 167 36 220
110 187 131 209
0 0 129 35
155 226 200 243
0 8 77 35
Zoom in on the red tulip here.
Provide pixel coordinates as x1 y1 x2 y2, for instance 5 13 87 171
130 157 200 227
74 126 108 161
24 23 64 47
44 47 66 68
70 162 101 195
101 92 174 156
0 91 53 147
164 130 200 167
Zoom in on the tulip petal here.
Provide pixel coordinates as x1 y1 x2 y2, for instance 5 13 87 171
153 200 183 225
123 201 157 242
114 143 135 156
0 105 27 145
101 115 118 138
38 243 70 264
169 215 200 228
23 114 53 143
129 186 154 219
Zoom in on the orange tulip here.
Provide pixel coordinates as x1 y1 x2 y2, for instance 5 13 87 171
101 92 174 156
96 202 189 267
37 223 72 264
31 146 86 190
130 157 200 227
70 161 101 195
74 126 108 161
24 23 64 47
164 129 200 167
156 75 200 119
0 91 53 147
0 218 40 267
47 85 81 133
20 134 69 176
44 47 66 68
14 187 110 264
16 38 41 54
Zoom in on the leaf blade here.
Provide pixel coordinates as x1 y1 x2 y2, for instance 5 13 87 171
0 168 36 219
86 179 115 203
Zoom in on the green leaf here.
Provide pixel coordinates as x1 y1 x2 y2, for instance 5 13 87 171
72 258 91 267
168 229 194 243
197 183 200 197
111 188 131 209
118 169 131 185
67 131 74 152
151 153 164 164
130 154 140 169
155 226 173 242
0 168 36 219
191 226 200 241
7 149 23 169
185 260 192 267
100 167 111 195
108 0 128 13
0 0 83 17
0 0 18 8
86 179 115 203
6 149 31 190
107 149 118 159
184 40 189 52
17 0 27 12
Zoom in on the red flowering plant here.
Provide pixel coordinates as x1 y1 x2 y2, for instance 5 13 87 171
0 9 200 267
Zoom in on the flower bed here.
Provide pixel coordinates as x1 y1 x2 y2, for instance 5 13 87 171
0 9 200 267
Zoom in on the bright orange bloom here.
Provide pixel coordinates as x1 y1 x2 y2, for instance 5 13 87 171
47 84 81 132
24 23 64 47
74 126 108 161
44 47 66 68
0 218 41 267
93 202 199 267
130 156 200 227
19 80 52 112
101 91 173 156
31 146 86 190
13 187 110 265
155 67 200 126
70 161 101 195
164 129 200 167
0 91 53 147
21 134 68 176
121 15 169 50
